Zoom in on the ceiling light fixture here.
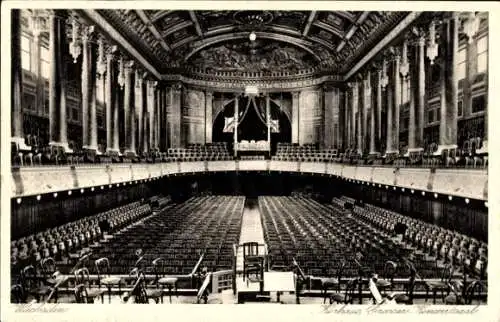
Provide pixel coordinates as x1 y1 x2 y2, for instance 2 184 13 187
249 31 257 42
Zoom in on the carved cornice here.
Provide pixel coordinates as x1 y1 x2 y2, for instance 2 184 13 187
162 73 343 92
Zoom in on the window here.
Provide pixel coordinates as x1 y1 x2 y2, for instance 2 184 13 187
21 35 31 71
96 77 102 102
477 36 488 74
71 108 79 121
40 46 50 79
472 95 486 113
456 48 466 81
458 101 463 117
428 110 434 124
401 78 411 104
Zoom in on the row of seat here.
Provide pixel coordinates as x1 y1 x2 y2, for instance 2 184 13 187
11 200 153 278
259 196 405 278
342 198 488 280
88 196 244 275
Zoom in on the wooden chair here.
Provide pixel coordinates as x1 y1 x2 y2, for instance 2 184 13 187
328 278 358 304
95 257 122 303
74 267 105 303
425 264 453 304
152 257 177 303
242 242 265 282
319 260 345 304
375 260 397 294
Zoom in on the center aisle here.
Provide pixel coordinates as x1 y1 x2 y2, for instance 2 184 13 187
236 198 266 273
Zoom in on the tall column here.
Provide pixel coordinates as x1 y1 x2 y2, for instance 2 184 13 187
408 54 416 149
134 70 143 154
168 83 182 148
88 32 98 151
234 94 239 157
345 88 351 149
205 91 213 144
386 81 393 154
266 94 271 145
143 81 149 153
124 61 135 155
155 88 160 150
464 28 477 117
147 80 157 151
291 91 300 144
352 81 360 154
369 70 377 154
105 48 116 153
82 26 98 151
112 79 120 153
375 68 383 153
439 13 459 147
48 10 70 151
363 71 371 154
416 36 426 148
11 9 27 147
392 50 401 153
81 27 90 149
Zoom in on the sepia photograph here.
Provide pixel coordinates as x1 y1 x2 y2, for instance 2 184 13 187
1 2 498 321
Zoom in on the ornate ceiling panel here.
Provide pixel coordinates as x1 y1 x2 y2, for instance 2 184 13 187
86 10 411 75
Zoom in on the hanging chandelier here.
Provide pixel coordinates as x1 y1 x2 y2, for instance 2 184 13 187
380 59 389 89
426 21 439 65
399 39 409 78
69 16 81 63
117 57 125 89
96 37 107 76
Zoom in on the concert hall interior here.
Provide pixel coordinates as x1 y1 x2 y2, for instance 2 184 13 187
8 9 489 305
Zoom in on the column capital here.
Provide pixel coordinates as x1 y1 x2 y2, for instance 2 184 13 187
291 91 300 99
106 45 118 60
172 82 182 93
125 60 135 73
386 46 401 61
81 25 96 42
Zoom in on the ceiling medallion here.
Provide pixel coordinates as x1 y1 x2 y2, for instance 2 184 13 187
233 11 274 27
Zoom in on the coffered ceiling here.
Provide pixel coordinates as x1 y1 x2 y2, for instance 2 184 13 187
80 10 412 76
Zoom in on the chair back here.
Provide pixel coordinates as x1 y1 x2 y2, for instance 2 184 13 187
464 280 486 304
74 267 91 285
95 257 111 280
152 257 165 284
41 257 58 279
440 264 453 283
243 242 259 258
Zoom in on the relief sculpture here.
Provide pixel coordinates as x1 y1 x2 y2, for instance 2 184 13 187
189 40 316 72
